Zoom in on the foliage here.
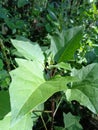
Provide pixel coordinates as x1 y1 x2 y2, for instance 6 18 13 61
9 35 76 126
0 91 10 119
54 112 83 130
1 26 98 129
50 26 83 62
63 112 83 130
66 63 98 113
0 0 98 130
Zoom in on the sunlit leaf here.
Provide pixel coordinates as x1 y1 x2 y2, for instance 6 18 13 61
66 63 98 114
11 38 44 64
9 58 74 124
50 26 83 62
49 62 71 70
0 113 32 130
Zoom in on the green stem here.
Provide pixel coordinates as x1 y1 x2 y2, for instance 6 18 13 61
0 39 11 72
41 115 48 130
53 96 63 117
32 110 52 113
51 98 55 130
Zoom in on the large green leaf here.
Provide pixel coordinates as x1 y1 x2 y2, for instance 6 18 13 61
11 38 44 64
50 26 83 62
0 91 10 119
66 63 98 114
0 114 10 130
9 58 75 124
63 112 83 130
0 113 32 130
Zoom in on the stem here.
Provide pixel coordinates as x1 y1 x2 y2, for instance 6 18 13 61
53 96 63 117
0 39 11 72
41 115 48 130
32 110 52 113
51 98 55 130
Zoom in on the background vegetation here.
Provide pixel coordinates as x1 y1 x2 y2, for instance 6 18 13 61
0 0 98 130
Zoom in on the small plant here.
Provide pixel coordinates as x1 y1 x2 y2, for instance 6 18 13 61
0 0 98 129
0 26 98 129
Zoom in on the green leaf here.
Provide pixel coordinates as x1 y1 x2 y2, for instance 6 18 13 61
5 18 24 30
54 126 65 130
11 113 32 130
66 63 98 114
11 38 44 63
0 113 32 130
0 5 9 19
63 112 83 130
17 0 29 8
0 70 10 89
0 114 10 130
50 26 83 62
0 91 10 119
9 58 74 124
5 18 16 30
48 10 57 21
0 70 9 80
49 62 71 70
85 51 96 64
0 59 3 70
84 0 94 4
